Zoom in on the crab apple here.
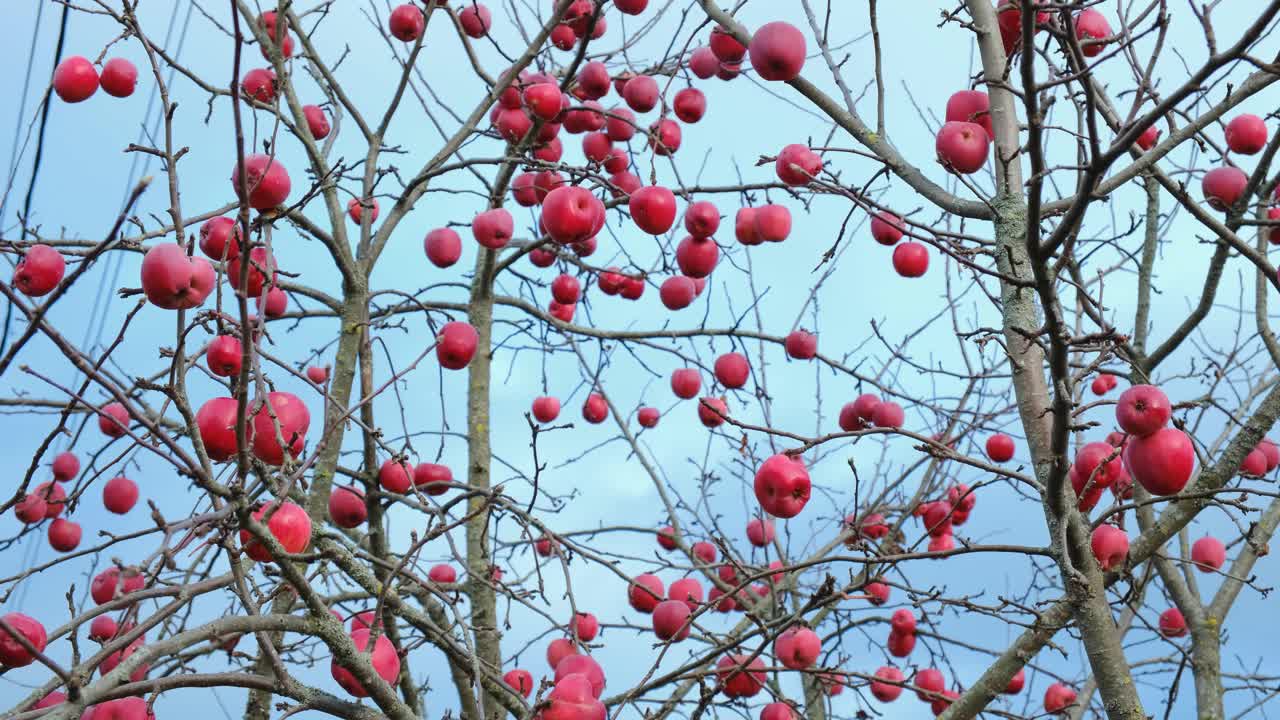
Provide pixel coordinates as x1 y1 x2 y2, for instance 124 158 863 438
428 563 457 584
389 4 425 41
871 666 905 702
936 121 990 174
619 275 645 299
775 143 822 185
582 393 608 423
658 276 696 310
649 118 682 155
1090 524 1129 571
1159 607 1188 638
140 244 215 310
543 186 604 244
1191 536 1226 572
753 204 792 242
433 321 477 370
99 58 137 98
717 654 766 698
458 3 492 38
47 518 81 552
985 433 1015 462
621 75 659 113
871 401 904 429
328 486 367 529
232 154 291 209
99 402 130 438
0 613 46 668
621 573 665 615
529 396 561 424
249 391 309 465
683 201 720 239
864 579 890 605
52 451 80 482
1044 682 1077 714
697 397 728 427
414 463 453 496
302 104 331 139
691 541 717 564
674 236 717 278
668 577 704 609
630 185 677 235
88 615 119 642
689 46 719 78
195 397 238 461
240 67 277 103
1225 114 1268 154
754 454 811 518
741 519 774 548
13 244 65 297
1202 166 1248 211
330 628 400 698
529 247 557 268
773 626 821 670
53 56 99 102
870 211 905 245
1116 384 1171 437
712 352 750 389
945 89 992 139
912 667 946 702
891 242 929 277
784 330 817 359
1123 427 1195 496
1074 441 1124 488
667 88 706 126
418 227 463 269
103 476 139 514
550 274 582 305
241 501 311 562
709 26 747 62
749 21 806 81
199 216 241 261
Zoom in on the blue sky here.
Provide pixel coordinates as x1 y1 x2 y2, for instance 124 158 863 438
1 2 1277 719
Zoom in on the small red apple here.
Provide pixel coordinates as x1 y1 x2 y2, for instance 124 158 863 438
1225 114 1268 154
1090 524 1129 571
414 463 453 496
472 208 514 249
1158 607 1188 638
637 407 660 427
871 401 904 428
303 105 331 139
48 518 82 552
749 22 806 81
630 185 677 235
713 352 749 388
99 58 138 98
0 613 47 667
773 626 820 669
199 217 241 260
775 144 822 185
1123 427 1194 496
249 391 309 465
870 211 904 245
241 501 312 562
428 564 457 583
1074 9 1111 57
716 654 766 698
709 26 746 62
754 204 792 242
13 244 66 297
196 397 239 461
986 433 1015 462
871 666 905 702
1202 166 1249 211
99 402 131 438
1115 384 1171 437
52 451 79 482
582 393 608 423
628 573 664 613
673 88 706 123
754 454 811 518
330 628 400 697
458 3 493 38
328 486 367 529
241 67 277 102
784 330 817 359
532 396 561 423
140 244 215 310
891 242 928 277
389 4 425 41
206 335 242 377
1044 682 1077 714
936 121 990 174
1191 536 1225 573
53 56 99 102
436 321 479 369
945 90 992 139
231 154 291 209
103 476 139 514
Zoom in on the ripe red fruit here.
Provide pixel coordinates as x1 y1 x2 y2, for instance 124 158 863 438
347 198 379 226
1074 9 1111 57
784 330 817 359
48 518 81 552
668 577 703 609
13 244 65 296
656 525 679 550
697 397 728 427
413 463 453 496
628 573 664 613
88 615 118 642
713 352 749 389
717 654 766 698
652 599 692 641
1005 667 1026 694
648 118 682 155
99 402 131 438
428 564 457 583
472 208 514 249
689 46 719 78
232 154 291 209
90 566 145 606
889 608 917 635
1091 372 1118 395
676 236 718 278
774 626 820 669
206 335 242 377
424 228 463 268
1044 682 1077 714
746 517 775 547
891 242 929 277
436 321 479 370
936 121 990 173
241 67 277 102
543 186 604 244
619 275 645 299
531 396 561 424
669 368 703 399
754 204 792 242
775 144 822 185
1159 607 1188 638
52 451 79 482
683 201 720 238
1090 524 1129 571
328 486 367 529
691 541 717 564
871 401 904 428
546 638 578 671
199 217 241 260
615 0 648 14
389 4 425 41
549 23 577 50
567 612 599 644
53 57 99 102
103 476 139 514
1191 536 1225 572
870 211 904 245
710 26 747 62
754 454 811 518
622 75 659 113
637 407 660 427
249 391 309 465
945 90 992 139
331 628 400 697
1116 384 1171 437
259 287 287 317
303 105 331 139
761 703 797 720
551 274 582 305
1202 166 1248 210
0 613 47 667
1258 437 1280 470
1225 114 1268 154
1269 207 1280 245
1074 441 1124 488
659 276 697 310
196 397 238 461
1136 124 1160 150
865 580 890 605
1123 427 1195 496
749 22 806 82
672 88 706 124
99 58 138 98
582 393 608 423
630 186 677 235
986 433 1015 462
241 501 311 562
913 667 945 702
545 673 605 720
140 244 215 310
504 668 534 698
871 666 905 702
458 3 493 38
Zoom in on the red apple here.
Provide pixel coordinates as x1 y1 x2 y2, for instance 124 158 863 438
472 208 514 249
630 186 677 235
1005 667 1026 694
13 244 65 297
717 654 765 698
582 393 608 423
1136 124 1160 150
1090 524 1129 571
88 615 118 642
303 105 331 139
551 274 582 305
241 67 277 102
199 217 241 260
543 186 603 244
206 335 242 377
1115 384 1171 437
531 396 561 423
1044 682 1077 714
671 368 701 399
413 463 453 496
749 22 806 81
871 401 904 428
458 3 493 38
1123 427 1194 495
619 275 645 299
871 666 905 702
945 89 992 138
637 407 660 427
1158 607 1188 638
713 352 749 388
913 667 945 702
423 227 463 268
985 433 1015 462
232 154 291 209
622 75 659 113
673 88 706 123
891 242 928 277
328 486 367 529
347 198 379 226
775 143 822 185
628 573 664 613
544 672 605 720
936 121 990 174
389 4 425 41
773 626 820 669
99 402 130 438
1225 114 1268 154
0 613 47 667
660 276 697 310
648 118 681 155
784 330 817 359
676 236 718 278
683 200 719 238
196 397 239 461
689 46 719 79
668 577 703 608
1202 166 1248 211
428 564 456 583
1191 536 1225 572
615 0 647 14
52 451 79 482
1074 9 1111 57
754 204 792 242
504 668 534 697
307 365 328 384
141 244 215 310
330 628 400 697
249 391 309 465
709 26 746 62
103 476 138 514
1074 441 1124 488
746 518 774 547
866 580 890 605
697 396 728 427
241 501 311 562
48 518 81 552
53 56 99 102
870 211 904 245
435 321 479 370
761 703 797 720
569 612 598 643
754 454 811 518
99 58 138 98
